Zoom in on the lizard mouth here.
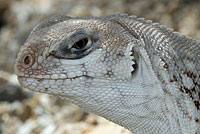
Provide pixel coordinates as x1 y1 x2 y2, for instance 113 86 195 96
15 63 93 81
18 74 93 84
17 75 93 93
18 75 91 81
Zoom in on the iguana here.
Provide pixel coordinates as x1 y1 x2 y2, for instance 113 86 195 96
14 14 200 134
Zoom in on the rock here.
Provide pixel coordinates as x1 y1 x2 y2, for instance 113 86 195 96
0 82 30 102
0 71 31 102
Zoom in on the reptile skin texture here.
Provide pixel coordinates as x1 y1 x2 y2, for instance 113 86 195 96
14 14 200 134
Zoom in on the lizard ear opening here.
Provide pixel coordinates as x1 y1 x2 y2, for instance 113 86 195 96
113 44 139 80
130 47 139 77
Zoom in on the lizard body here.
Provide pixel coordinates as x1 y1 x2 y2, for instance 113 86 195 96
14 14 200 134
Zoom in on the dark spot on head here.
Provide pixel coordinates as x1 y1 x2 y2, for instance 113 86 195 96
106 70 113 77
164 63 168 69
37 79 44 82
198 92 200 99
184 87 190 94
181 86 194 99
173 75 177 81
191 87 196 92
179 88 184 93
189 116 192 120
194 100 200 110
184 72 195 79
194 81 199 86
195 118 199 123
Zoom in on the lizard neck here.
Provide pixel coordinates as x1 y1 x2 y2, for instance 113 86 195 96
109 15 200 133
117 15 200 112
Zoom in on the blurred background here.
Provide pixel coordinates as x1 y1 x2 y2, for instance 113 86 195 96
0 0 200 134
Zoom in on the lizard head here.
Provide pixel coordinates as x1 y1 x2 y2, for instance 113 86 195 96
14 15 163 124
14 14 200 133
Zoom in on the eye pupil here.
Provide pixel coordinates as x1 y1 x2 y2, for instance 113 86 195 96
73 38 88 49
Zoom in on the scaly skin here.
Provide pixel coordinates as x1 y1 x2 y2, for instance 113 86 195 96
14 14 200 134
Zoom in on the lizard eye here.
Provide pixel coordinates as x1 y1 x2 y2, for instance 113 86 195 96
51 32 99 60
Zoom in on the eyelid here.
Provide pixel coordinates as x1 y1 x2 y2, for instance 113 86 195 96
48 32 87 54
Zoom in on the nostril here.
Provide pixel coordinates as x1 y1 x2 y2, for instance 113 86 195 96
23 54 34 67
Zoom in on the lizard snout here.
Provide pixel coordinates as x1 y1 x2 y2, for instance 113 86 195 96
14 50 35 77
